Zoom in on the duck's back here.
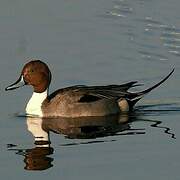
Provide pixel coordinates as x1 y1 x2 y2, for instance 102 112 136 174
42 86 121 118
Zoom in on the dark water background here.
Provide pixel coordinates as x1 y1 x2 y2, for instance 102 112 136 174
1 0 180 179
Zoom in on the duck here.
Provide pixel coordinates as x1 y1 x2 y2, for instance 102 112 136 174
5 60 174 118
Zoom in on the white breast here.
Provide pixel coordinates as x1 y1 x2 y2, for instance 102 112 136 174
26 90 48 117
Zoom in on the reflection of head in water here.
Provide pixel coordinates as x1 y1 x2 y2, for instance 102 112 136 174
8 141 54 171
24 117 54 170
24 146 54 171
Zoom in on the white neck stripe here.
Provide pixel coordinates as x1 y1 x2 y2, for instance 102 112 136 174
26 90 48 117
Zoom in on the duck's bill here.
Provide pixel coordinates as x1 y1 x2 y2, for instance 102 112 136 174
5 75 26 91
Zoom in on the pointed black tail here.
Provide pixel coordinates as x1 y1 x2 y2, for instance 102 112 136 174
128 68 175 108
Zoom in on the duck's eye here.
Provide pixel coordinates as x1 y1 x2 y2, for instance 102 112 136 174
30 69 34 73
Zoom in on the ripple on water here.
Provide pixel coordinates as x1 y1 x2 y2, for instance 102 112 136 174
161 27 180 56
144 17 168 31
142 16 180 56
138 50 168 61
135 15 180 61
102 1 180 62
105 0 133 18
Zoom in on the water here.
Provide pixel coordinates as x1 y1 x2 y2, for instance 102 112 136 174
1 0 180 179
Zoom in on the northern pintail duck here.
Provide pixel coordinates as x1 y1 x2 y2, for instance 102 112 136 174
5 60 174 118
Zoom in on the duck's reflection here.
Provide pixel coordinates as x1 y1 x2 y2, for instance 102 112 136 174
8 114 136 170
22 118 53 170
41 114 133 139
8 117 54 171
8 139 54 171
7 112 175 171
23 146 54 170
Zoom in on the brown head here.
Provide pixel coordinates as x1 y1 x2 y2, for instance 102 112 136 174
5 60 51 93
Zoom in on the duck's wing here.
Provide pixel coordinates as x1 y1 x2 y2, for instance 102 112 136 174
76 69 174 104
48 69 174 105
74 81 141 100
83 81 139 91
47 81 140 102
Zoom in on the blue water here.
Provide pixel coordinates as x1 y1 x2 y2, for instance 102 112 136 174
1 0 180 179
